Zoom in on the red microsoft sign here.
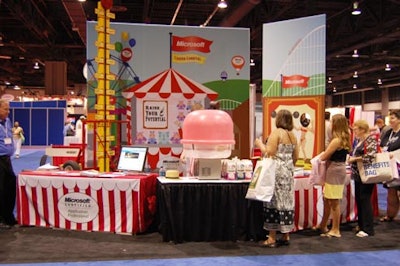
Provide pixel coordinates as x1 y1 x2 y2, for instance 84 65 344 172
172 36 213 53
282 75 310 88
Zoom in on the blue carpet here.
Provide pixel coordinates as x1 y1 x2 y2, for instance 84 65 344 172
1 250 399 266
11 148 47 174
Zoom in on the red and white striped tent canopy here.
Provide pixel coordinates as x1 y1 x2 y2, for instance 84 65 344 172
123 68 218 100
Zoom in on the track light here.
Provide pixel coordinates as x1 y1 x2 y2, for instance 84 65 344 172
352 2 361 15
218 0 227 9
33 62 40 69
14 85 21 90
333 87 337 93
353 71 358 78
353 84 357 89
385 64 391 71
352 49 359 58
377 79 382 85
328 77 332 84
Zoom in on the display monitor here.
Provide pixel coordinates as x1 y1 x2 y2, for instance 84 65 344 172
116 146 148 173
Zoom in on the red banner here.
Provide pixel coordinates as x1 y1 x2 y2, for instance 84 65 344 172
282 75 310 88
172 36 213 53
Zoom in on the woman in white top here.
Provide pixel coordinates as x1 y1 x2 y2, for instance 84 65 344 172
12 121 24 158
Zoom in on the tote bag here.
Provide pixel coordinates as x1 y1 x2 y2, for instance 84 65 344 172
245 157 276 202
357 152 394 184
309 152 326 186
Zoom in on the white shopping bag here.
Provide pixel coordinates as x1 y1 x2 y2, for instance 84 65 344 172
245 157 276 202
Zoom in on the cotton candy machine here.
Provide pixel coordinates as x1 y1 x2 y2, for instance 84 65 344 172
180 109 235 179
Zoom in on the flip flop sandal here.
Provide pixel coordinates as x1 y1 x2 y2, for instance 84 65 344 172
379 216 394 222
320 231 341 238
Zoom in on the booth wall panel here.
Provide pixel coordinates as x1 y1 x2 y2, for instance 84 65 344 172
9 101 67 146
31 109 48 145
48 109 64 145
13 109 31 145
10 102 23 108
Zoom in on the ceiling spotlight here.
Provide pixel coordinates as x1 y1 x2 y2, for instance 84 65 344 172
352 49 359 58
377 79 382 85
33 62 40 69
353 84 357 89
352 1 361 15
333 87 337 93
218 0 228 9
328 77 332 83
353 71 358 78
385 64 391 71
250 59 255 66
14 85 21 90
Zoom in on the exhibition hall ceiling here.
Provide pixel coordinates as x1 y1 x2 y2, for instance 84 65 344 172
0 0 399 95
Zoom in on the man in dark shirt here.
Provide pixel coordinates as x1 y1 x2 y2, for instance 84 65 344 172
0 99 17 229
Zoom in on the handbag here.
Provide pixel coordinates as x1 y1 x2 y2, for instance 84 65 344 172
245 157 276 202
357 152 394 184
20 132 25 144
309 152 326 186
384 159 400 188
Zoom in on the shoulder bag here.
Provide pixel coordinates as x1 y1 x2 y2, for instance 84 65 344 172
245 157 276 202
309 152 326 186
357 142 394 184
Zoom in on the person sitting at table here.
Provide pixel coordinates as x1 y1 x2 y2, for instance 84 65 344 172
314 114 350 238
254 109 299 248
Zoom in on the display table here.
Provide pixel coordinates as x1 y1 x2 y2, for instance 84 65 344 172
157 175 379 243
17 171 158 235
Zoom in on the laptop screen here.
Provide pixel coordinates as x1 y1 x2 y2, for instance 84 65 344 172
117 146 148 172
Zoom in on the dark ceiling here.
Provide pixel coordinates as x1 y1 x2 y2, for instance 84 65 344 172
0 0 400 95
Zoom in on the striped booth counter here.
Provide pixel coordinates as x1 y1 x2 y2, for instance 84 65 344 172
17 171 158 234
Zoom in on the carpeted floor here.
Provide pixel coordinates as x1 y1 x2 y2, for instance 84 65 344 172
1 147 399 265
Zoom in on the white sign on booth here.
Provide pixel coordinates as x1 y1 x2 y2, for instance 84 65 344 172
143 100 168 129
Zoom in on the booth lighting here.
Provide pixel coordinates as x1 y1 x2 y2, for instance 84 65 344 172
218 0 228 9
352 2 361 15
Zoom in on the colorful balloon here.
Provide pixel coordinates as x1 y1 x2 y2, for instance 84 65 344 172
231 55 245 75
115 42 123 52
220 71 228 81
101 0 113 10
121 47 133 62
121 31 129 41
129 38 136 47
